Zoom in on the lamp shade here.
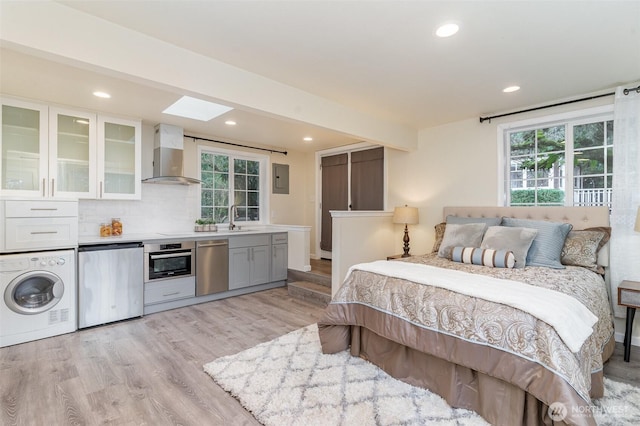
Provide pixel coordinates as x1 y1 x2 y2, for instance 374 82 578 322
393 206 419 225
635 206 640 232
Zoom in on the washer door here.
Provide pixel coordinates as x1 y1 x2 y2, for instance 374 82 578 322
4 270 64 315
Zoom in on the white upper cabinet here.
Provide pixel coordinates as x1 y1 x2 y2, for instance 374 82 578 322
1 97 141 200
1 98 49 197
49 107 97 198
98 116 141 200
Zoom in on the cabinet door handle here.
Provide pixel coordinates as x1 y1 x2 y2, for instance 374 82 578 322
42 178 46 197
100 181 103 198
51 178 55 197
162 291 180 297
30 231 58 235
198 242 228 248
247 249 250 262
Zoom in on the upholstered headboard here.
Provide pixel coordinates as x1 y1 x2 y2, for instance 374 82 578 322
443 206 611 266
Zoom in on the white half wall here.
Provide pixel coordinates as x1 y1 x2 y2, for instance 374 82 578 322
330 211 395 296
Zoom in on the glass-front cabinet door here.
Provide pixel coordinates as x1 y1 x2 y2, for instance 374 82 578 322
49 107 97 198
98 116 141 200
0 98 49 197
2 97 141 200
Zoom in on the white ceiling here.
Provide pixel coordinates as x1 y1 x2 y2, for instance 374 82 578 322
2 1 639 153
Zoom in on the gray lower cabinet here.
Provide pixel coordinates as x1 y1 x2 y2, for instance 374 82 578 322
271 233 288 281
229 235 271 290
144 276 196 305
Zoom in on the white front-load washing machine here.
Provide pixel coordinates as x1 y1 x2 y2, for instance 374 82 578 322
1 249 77 347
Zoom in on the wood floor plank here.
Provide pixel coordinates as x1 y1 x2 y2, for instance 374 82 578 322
0 288 324 425
1 286 638 425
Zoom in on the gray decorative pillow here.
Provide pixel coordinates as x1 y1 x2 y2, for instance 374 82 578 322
437 223 487 258
561 230 606 273
502 218 573 269
446 215 502 226
480 226 538 268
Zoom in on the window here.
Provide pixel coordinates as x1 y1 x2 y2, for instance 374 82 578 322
501 106 613 207
199 148 267 224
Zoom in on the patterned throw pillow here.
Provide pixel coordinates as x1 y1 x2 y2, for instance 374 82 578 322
561 230 606 273
451 246 516 268
432 222 446 253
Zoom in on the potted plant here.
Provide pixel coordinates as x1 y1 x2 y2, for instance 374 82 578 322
195 219 206 232
206 218 217 232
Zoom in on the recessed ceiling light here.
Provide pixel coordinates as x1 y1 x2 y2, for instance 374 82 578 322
225 120 237 126
163 96 233 121
303 137 313 142
435 23 459 38
93 91 111 98
503 86 521 93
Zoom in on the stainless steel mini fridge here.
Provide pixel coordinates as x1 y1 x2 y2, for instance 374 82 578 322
78 242 144 328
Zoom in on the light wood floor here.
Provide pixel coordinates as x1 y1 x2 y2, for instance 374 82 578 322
309 258 331 276
1 287 639 425
0 287 325 426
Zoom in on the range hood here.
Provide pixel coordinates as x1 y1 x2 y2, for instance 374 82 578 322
142 124 201 185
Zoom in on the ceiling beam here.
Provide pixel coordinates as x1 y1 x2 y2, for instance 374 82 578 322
0 1 417 151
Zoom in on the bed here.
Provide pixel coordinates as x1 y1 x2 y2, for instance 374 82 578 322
318 206 615 426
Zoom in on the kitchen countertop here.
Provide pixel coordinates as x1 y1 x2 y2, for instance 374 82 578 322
78 227 286 245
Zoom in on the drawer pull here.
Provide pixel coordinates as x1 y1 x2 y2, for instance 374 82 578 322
30 231 59 235
162 291 180 297
29 208 59 211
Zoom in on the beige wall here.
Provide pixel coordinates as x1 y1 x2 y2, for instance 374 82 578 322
269 150 314 226
386 118 498 255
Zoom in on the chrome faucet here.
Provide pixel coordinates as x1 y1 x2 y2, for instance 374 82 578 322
228 204 238 230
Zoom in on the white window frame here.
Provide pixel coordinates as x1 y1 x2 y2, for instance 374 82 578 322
198 145 269 225
497 105 614 206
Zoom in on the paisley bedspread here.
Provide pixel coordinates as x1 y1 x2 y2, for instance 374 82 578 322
318 253 615 425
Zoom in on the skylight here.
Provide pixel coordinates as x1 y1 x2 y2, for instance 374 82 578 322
163 96 233 121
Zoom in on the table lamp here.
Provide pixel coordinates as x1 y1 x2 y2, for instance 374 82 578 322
393 205 419 257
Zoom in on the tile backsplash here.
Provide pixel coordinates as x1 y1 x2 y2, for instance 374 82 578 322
78 184 200 236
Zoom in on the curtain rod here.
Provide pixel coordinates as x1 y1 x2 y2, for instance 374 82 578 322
479 84 640 124
185 134 287 155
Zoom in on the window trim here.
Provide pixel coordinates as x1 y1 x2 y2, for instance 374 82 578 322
497 104 614 206
197 144 270 225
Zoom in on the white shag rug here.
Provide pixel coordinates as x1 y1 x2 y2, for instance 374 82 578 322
204 324 640 425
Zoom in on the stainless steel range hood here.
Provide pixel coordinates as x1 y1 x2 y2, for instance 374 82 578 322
142 124 201 185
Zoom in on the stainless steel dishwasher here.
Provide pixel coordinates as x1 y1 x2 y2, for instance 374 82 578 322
78 242 144 328
196 240 229 296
